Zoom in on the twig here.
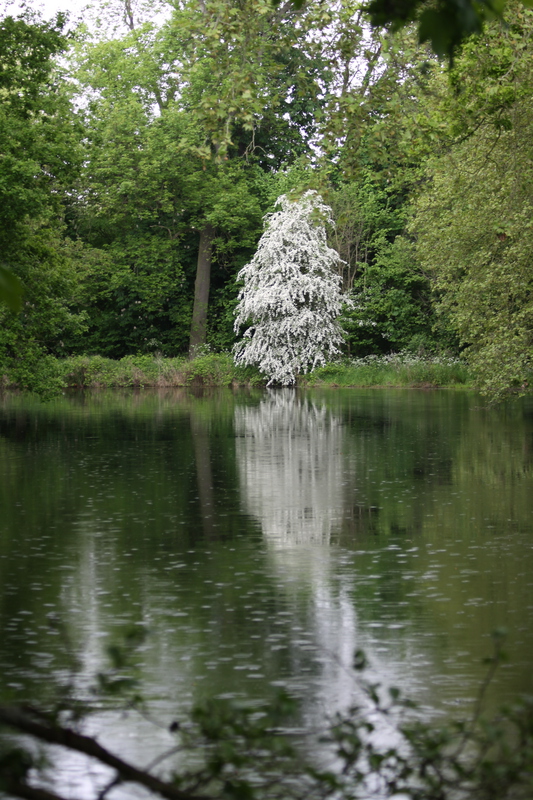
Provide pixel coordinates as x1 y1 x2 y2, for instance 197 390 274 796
144 744 183 773
96 774 123 800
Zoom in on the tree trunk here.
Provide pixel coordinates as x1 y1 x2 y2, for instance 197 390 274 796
189 224 215 357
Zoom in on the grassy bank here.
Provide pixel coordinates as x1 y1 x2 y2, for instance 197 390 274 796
304 353 473 389
1 352 474 394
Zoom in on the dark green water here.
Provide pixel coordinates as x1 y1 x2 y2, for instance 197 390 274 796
1 388 532 784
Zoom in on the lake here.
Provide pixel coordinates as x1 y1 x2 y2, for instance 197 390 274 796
1 387 532 790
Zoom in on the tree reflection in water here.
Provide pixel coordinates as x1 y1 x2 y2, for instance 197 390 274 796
235 390 345 546
235 390 365 719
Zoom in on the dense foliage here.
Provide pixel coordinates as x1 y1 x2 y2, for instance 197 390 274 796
0 10 85 391
0 0 531 396
409 6 533 397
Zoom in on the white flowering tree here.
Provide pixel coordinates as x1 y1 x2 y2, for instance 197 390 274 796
233 191 347 385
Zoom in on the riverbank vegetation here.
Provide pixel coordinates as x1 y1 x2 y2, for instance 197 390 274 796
1 0 532 399
0 352 473 392
304 353 472 389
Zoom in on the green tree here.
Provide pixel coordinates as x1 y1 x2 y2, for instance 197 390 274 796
70 0 342 358
410 5 533 395
0 9 85 389
316 23 453 357
324 174 438 356
69 77 265 355
167 0 336 355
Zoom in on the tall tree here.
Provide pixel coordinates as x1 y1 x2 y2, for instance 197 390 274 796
320 25 447 355
410 4 533 395
169 0 335 355
0 9 84 387
71 0 339 357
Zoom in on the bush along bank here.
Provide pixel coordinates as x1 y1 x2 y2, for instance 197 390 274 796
0 353 264 395
60 353 261 389
1 352 474 396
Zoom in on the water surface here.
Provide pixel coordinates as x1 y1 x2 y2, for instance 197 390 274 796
1 388 532 786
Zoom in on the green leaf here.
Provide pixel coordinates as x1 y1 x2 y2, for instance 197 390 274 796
353 649 368 671
418 8 460 59
0 264 23 312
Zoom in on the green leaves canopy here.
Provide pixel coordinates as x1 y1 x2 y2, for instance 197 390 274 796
410 6 533 395
0 10 85 388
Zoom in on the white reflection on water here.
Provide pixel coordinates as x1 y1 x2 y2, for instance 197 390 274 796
54 514 179 799
234 390 411 752
235 391 357 707
235 390 344 546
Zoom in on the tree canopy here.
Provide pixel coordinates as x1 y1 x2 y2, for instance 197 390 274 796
0 0 532 397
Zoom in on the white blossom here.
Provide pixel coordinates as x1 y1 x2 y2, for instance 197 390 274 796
233 191 348 385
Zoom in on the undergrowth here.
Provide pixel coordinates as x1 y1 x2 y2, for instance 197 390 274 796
1 352 474 396
305 353 472 388
1 353 265 392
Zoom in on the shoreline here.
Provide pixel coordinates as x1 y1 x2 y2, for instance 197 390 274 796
0 352 480 394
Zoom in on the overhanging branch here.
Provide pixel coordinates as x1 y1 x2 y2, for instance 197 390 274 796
0 706 210 800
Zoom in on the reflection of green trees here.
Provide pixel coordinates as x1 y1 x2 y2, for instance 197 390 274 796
314 390 533 541
0 390 325 711
0 389 253 555
316 389 533 702
0 390 260 702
